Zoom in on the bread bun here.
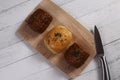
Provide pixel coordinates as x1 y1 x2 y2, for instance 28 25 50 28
26 8 53 33
64 43 89 68
44 25 72 54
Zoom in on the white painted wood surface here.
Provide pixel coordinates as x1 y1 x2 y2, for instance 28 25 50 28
0 0 120 80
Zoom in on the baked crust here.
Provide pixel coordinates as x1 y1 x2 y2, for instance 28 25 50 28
64 43 89 68
44 25 72 54
26 8 53 33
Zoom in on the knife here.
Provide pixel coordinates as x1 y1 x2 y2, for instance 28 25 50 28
94 26 111 80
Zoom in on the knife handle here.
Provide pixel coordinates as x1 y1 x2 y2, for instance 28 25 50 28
99 56 111 80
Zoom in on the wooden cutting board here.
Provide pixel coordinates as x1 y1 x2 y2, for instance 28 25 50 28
18 0 96 78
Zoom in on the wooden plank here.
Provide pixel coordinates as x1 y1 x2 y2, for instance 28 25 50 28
18 0 96 78
99 20 120 45
0 39 120 80
0 0 72 14
0 41 36 68
0 0 109 31
0 0 120 80
77 6 110 30
0 0 42 50
0 54 68 80
0 0 119 74
104 40 120 63
0 0 41 30
22 68 69 80
0 0 119 52
77 0 120 45
77 40 120 80
75 0 120 29
109 61 120 80
75 68 102 80
52 0 72 6
61 0 109 19
0 0 116 51
0 34 119 80
0 22 22 50
0 0 28 12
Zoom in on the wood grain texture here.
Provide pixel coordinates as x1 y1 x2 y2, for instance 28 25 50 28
0 0 120 80
18 0 96 78
60 0 109 19
0 0 112 51
0 0 28 12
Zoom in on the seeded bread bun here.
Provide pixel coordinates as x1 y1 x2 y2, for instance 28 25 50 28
44 25 72 54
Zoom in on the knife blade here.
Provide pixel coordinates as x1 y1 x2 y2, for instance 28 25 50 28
94 25 111 80
94 26 104 56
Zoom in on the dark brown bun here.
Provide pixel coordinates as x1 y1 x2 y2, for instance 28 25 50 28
26 8 53 33
64 43 89 68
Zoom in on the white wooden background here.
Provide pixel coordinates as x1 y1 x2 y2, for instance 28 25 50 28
0 0 120 80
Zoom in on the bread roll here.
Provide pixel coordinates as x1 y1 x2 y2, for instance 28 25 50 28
26 8 53 33
64 43 89 68
44 25 72 54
